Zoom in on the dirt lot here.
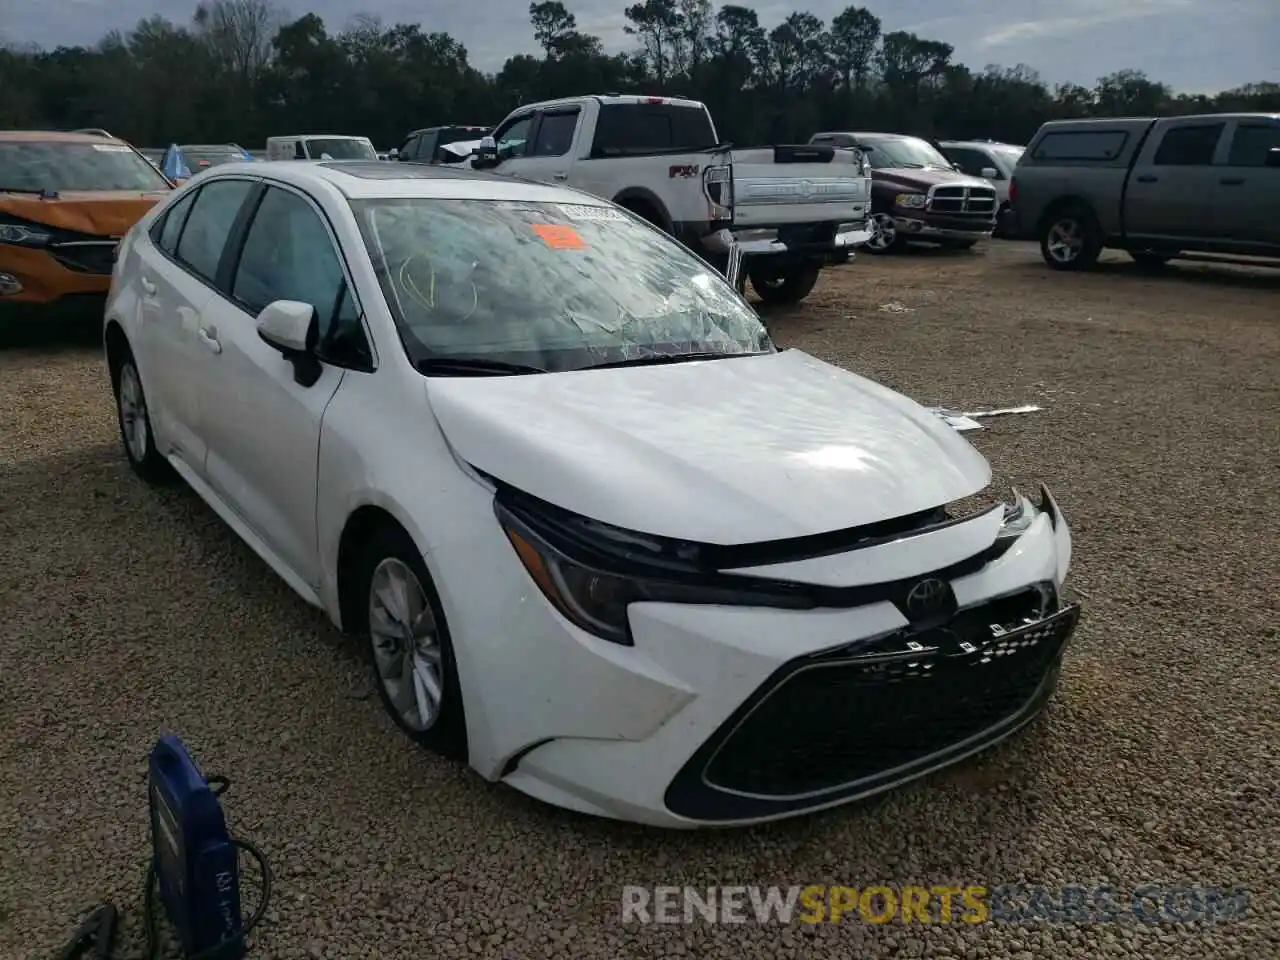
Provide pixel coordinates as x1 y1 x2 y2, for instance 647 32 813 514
1 241 1277 959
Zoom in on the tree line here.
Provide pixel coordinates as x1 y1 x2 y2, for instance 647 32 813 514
2 0 1277 150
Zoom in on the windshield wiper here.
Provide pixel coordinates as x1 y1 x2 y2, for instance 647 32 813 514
415 356 547 377
577 351 762 372
0 186 58 197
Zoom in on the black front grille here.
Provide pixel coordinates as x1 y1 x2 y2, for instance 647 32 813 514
50 242 116 275
664 592 1080 821
930 186 997 217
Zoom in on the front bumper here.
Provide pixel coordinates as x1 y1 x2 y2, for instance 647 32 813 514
460 487 1077 828
0 246 113 305
891 215 994 242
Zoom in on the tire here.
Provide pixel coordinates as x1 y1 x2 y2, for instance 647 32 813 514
357 524 468 761
109 345 173 485
1129 250 1174 269
749 263 821 304
862 212 905 254
1039 207 1102 271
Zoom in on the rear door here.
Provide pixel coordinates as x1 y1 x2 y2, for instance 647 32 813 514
1212 118 1280 248
136 179 257 471
196 182 367 588
1126 120 1226 240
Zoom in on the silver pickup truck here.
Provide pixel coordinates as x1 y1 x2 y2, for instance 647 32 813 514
1009 113 1280 269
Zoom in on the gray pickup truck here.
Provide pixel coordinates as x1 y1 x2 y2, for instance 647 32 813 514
1008 113 1280 269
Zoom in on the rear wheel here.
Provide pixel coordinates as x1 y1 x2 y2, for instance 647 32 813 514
749 263 821 304
109 345 172 485
1040 207 1102 271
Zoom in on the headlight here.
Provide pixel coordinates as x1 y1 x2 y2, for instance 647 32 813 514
0 223 52 247
996 489 1038 542
496 499 807 645
894 193 927 209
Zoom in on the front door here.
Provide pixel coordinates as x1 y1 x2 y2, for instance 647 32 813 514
1212 118 1280 248
196 183 354 588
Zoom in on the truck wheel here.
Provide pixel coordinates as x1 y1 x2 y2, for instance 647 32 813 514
750 264 821 304
1040 208 1101 271
863 213 904 254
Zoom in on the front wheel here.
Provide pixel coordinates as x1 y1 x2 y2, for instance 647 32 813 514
358 525 468 761
862 212 904 254
1040 209 1102 271
749 263 821 304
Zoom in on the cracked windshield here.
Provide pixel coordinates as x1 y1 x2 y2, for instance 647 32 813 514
351 198 772 373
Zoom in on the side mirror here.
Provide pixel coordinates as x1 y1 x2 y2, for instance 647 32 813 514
1265 148 1280 169
472 136 499 169
257 299 323 386
980 166 998 180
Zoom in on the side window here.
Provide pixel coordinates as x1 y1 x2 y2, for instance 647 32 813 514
944 147 985 177
151 189 197 254
294 141 307 160
418 131 438 161
231 186 371 367
1226 123 1280 167
1152 124 1224 166
401 134 420 160
531 112 578 157
1032 130 1128 162
495 115 533 158
174 179 255 282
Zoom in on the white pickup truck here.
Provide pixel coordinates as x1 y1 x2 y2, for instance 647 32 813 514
469 94 872 303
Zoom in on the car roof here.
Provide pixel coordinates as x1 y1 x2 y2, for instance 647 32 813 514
0 130 130 145
198 160 614 204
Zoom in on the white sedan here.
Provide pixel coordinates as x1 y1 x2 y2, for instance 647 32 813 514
104 160 1080 828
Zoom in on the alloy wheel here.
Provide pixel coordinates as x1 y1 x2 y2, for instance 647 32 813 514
368 557 444 732
866 213 897 251
1046 219 1084 264
117 362 149 463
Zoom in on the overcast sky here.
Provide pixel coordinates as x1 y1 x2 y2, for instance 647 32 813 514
4 0 1277 94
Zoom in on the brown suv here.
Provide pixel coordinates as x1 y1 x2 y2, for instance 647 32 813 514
809 131 997 253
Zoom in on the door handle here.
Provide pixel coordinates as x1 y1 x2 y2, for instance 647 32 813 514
551 173 568 181
1135 174 1158 183
197 327 222 354
1219 177 1245 186
140 277 157 296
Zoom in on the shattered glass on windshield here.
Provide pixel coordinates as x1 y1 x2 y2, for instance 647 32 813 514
350 197 772 373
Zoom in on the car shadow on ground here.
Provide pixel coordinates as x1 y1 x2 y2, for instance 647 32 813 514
1008 257 1280 292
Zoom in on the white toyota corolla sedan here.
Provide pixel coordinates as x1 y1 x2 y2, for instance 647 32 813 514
104 160 1080 828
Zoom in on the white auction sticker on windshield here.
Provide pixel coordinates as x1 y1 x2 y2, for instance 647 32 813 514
91 144 133 152
554 204 628 222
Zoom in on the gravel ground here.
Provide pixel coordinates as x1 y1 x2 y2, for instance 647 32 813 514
1 241 1277 959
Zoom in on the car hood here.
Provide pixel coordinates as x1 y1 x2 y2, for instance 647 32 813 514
0 191 169 236
426 350 991 545
874 168 992 191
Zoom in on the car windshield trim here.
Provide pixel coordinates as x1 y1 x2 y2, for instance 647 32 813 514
349 196 773 375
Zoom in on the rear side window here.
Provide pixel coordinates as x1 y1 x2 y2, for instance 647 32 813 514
1152 124 1224 166
943 146 991 177
592 104 716 156
152 190 197 254
1226 123 1280 166
401 134 420 159
175 179 256 282
1032 130 1128 162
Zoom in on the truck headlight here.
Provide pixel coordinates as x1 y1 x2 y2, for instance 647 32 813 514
894 193 927 209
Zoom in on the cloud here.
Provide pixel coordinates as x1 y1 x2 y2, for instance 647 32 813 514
975 0 1193 49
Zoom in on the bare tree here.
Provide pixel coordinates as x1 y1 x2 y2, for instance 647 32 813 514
193 0 282 85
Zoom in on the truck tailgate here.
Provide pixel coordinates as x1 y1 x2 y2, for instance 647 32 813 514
732 145 871 228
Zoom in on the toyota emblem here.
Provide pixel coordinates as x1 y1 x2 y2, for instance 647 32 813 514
905 578 949 618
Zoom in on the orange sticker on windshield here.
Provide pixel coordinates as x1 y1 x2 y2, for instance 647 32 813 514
533 223 586 250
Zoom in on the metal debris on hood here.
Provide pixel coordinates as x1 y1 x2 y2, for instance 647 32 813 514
928 404 1043 432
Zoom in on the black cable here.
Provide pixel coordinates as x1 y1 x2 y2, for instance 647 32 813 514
61 776 272 960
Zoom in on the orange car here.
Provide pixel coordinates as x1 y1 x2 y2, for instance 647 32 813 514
0 131 173 319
